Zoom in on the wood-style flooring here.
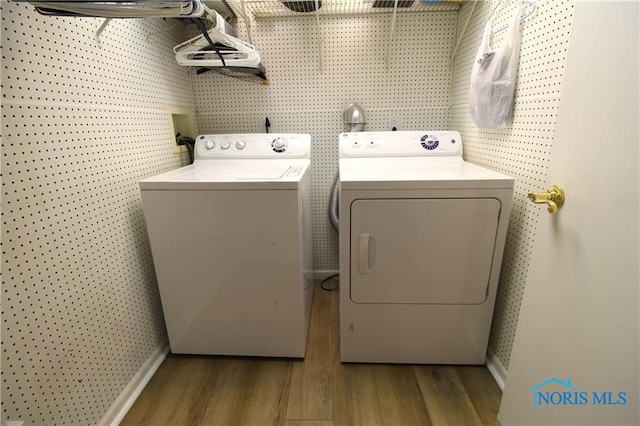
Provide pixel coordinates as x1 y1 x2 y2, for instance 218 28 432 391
122 281 502 426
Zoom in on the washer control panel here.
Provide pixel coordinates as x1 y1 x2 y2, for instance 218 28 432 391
195 133 311 160
339 131 462 158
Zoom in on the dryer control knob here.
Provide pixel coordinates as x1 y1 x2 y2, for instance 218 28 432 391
235 141 246 150
204 140 215 150
221 141 231 150
271 138 287 153
420 134 439 150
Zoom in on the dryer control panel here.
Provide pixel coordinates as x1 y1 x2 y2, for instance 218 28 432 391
339 131 462 158
195 133 311 160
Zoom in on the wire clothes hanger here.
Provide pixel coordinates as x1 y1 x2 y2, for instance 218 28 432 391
486 0 538 35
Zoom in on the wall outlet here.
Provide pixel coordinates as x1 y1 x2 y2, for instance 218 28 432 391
388 116 401 131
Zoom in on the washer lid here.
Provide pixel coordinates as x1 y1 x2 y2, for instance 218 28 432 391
139 159 310 190
339 157 514 190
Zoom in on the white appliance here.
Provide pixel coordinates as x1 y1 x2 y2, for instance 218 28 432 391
139 133 313 358
339 131 514 364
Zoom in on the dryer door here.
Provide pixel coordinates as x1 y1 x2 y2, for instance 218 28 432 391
350 198 501 304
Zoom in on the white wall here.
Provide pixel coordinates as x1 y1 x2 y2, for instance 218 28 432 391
1 2 194 424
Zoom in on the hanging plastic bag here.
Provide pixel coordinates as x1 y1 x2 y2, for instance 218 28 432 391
469 4 523 128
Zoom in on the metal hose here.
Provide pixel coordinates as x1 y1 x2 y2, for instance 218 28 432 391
329 171 340 232
331 106 365 234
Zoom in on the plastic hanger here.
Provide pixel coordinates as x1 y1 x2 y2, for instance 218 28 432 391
173 9 263 70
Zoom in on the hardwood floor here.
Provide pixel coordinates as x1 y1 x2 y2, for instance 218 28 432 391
122 281 502 426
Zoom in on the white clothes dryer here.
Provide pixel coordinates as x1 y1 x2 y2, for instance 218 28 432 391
339 131 514 364
139 133 313 358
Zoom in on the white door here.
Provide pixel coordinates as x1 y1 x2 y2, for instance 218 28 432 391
498 2 639 424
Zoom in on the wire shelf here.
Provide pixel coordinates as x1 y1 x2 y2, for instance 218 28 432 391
229 0 468 18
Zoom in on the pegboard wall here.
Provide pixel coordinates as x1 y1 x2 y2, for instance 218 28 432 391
449 0 575 369
1 2 196 424
192 12 458 272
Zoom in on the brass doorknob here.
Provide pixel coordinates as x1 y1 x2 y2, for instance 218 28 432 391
528 184 565 214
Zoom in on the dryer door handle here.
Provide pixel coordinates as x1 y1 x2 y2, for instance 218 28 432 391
358 234 376 274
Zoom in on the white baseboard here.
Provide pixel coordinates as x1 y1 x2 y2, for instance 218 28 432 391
100 340 170 425
313 270 339 280
485 347 507 391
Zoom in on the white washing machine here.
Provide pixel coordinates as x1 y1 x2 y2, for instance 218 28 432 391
339 131 514 364
139 133 313 358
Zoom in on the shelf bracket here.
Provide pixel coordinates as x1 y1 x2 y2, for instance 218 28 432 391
316 0 323 72
95 18 111 49
237 0 254 46
386 0 399 70
449 1 477 66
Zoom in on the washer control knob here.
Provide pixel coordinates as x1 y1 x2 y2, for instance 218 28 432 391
235 141 246 150
204 140 215 150
221 141 231 150
271 138 287 153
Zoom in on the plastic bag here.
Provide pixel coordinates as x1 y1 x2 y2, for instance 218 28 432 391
469 4 523 128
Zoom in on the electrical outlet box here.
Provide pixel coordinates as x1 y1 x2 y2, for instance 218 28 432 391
388 116 401 131
168 107 196 154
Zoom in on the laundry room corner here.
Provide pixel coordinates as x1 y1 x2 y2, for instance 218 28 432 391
5 0 637 424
